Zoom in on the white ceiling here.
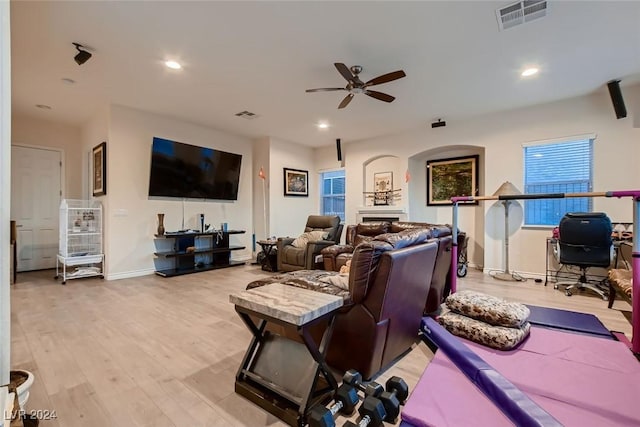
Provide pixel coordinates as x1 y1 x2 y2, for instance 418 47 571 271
10 1 640 148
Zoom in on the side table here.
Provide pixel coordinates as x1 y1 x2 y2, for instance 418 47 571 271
257 239 278 271
230 283 343 426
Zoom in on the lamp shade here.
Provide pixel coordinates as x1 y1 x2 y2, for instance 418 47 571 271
493 181 521 197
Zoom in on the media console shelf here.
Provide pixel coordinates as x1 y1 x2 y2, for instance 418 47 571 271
154 230 246 277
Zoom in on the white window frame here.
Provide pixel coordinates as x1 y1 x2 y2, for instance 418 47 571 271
320 169 345 222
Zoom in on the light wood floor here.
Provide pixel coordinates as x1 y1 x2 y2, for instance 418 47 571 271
10 265 632 427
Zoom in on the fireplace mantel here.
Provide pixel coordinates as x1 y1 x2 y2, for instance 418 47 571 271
356 206 407 223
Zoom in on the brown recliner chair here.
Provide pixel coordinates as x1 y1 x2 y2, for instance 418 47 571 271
325 231 438 379
322 221 465 315
276 215 343 272
248 229 439 379
322 222 390 272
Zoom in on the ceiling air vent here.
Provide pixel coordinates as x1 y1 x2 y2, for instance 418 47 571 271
496 0 547 31
235 110 259 120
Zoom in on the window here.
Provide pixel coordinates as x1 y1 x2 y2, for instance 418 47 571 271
523 137 593 226
321 170 345 222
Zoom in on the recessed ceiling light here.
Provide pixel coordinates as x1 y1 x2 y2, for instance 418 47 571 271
35 104 52 110
317 122 329 129
521 67 539 77
165 60 182 70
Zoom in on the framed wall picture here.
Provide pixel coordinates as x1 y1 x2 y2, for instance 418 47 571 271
374 171 393 205
426 155 479 205
92 142 107 197
283 167 308 197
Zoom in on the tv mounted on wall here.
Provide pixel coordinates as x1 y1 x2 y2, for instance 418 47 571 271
148 137 242 200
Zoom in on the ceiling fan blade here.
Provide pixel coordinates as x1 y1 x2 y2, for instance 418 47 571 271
365 90 395 103
338 93 354 109
306 88 346 93
334 63 355 82
364 70 406 87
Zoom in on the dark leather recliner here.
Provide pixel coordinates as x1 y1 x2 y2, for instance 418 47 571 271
276 215 343 272
248 228 439 379
322 221 464 315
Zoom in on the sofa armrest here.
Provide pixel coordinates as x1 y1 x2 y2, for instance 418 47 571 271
276 237 295 271
304 240 337 269
321 244 355 271
277 237 295 249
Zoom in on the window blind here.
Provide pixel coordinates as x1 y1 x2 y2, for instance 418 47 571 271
523 138 593 226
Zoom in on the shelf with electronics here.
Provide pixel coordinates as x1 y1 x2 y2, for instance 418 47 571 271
153 229 246 277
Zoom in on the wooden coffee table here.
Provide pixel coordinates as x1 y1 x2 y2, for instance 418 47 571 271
230 283 344 426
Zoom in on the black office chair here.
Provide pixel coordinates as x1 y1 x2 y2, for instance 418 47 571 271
554 212 613 300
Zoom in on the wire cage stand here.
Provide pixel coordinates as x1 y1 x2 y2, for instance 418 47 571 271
55 199 104 284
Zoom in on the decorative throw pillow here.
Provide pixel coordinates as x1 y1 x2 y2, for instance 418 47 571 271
339 259 352 274
291 230 328 248
445 290 530 328
320 273 350 291
438 311 531 350
609 268 633 299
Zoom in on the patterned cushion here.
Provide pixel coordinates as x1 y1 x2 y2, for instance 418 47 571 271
445 290 530 328
247 270 352 303
609 269 633 299
438 311 531 350
321 273 350 291
339 259 351 274
291 230 328 248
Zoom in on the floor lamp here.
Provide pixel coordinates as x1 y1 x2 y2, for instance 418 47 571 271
493 181 526 282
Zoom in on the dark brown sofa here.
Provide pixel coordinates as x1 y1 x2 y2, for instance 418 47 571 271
247 228 439 379
322 221 465 315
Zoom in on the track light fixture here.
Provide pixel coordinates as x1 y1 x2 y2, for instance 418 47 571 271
72 43 92 65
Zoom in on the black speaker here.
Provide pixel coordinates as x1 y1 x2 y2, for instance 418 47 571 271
336 139 342 161
607 80 627 119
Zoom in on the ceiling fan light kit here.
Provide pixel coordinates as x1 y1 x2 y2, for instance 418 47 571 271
306 62 406 109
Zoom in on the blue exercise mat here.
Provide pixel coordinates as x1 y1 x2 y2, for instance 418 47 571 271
526 305 613 339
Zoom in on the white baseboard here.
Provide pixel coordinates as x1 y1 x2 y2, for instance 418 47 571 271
106 268 155 281
481 267 545 281
107 255 253 281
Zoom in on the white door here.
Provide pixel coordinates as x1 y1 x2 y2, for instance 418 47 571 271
11 145 62 271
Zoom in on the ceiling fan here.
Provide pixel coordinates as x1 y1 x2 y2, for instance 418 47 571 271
306 63 406 109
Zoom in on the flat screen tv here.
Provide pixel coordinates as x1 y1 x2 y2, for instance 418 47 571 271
148 137 242 200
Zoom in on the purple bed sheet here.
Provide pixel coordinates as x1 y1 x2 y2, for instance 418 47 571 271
402 327 640 427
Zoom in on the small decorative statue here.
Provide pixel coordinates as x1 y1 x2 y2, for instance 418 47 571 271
157 213 165 235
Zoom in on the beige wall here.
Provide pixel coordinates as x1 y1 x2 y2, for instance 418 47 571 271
11 113 83 198
312 83 640 278
268 138 317 238
100 104 254 279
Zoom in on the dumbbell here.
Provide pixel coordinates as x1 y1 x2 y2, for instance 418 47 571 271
308 383 359 427
342 369 384 398
343 395 386 427
378 376 409 423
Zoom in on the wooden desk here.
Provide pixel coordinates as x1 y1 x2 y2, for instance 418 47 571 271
230 283 343 426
